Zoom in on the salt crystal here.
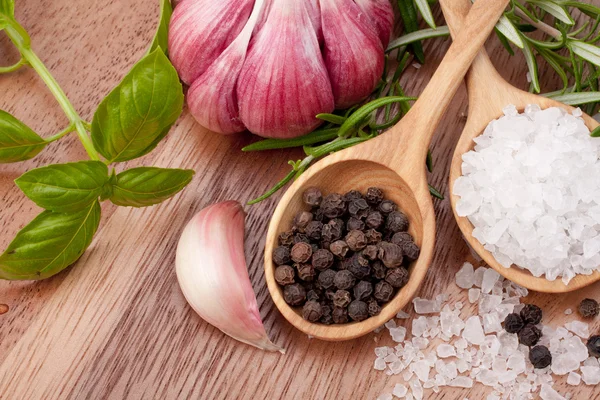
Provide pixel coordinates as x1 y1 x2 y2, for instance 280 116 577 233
456 262 475 289
374 358 386 370
482 313 502 334
390 326 407 343
449 376 473 388
473 267 486 288
481 269 500 294
584 357 600 367
413 298 441 314
567 372 581 386
539 384 566 400
565 321 589 338
397 310 410 319
463 316 486 345
377 394 393 400
409 379 423 400
468 288 481 303
410 360 431 382
385 320 397 329
564 309 572 315
392 384 408 398
436 344 456 358
412 337 429 350
507 353 526 373
581 366 600 385
412 317 428 338
551 354 580 375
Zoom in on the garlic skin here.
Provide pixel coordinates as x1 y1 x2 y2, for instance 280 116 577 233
169 0 254 85
354 0 394 46
237 0 335 138
321 0 385 109
176 201 284 353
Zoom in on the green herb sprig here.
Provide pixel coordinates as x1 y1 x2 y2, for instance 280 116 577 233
246 0 600 204
0 0 193 280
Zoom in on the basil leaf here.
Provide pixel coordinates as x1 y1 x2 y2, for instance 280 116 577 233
109 167 194 207
0 202 101 280
15 161 109 212
149 0 173 55
0 110 47 163
91 48 183 163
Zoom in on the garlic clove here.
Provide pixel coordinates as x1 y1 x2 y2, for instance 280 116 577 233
305 0 323 43
320 0 385 109
237 0 335 139
168 0 254 85
187 0 266 134
176 201 284 353
354 0 395 46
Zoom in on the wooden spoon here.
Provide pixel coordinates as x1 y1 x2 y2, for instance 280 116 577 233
441 0 600 293
263 0 510 341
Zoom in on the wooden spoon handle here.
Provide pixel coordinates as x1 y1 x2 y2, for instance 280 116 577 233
396 0 509 159
439 0 507 99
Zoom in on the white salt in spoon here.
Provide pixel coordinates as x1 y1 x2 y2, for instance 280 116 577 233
442 0 600 293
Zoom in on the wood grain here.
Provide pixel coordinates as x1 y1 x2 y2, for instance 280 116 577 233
1 1 599 399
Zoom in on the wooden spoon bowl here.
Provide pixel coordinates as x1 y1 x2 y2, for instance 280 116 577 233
442 0 600 293
264 0 510 341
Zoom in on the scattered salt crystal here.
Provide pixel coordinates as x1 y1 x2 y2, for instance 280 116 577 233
481 269 500 294
581 366 600 385
564 309 572 315
463 316 485 345
375 347 389 358
482 313 502 334
584 357 600 367
410 379 423 400
539 384 566 400
374 358 387 370
390 326 407 343
377 393 393 400
412 317 428 338
393 384 408 398
449 376 473 388
385 320 397 329
413 298 441 314
412 63 421 69
466 288 480 304
456 262 475 289
565 321 589 338
397 310 410 319
473 267 486 288
567 372 581 385
436 344 456 358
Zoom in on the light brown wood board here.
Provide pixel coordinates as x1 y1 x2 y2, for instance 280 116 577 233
1 1 599 399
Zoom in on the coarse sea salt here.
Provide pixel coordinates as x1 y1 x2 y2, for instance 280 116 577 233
455 105 600 283
374 264 598 400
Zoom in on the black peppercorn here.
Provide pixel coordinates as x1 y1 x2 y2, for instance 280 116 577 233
520 304 543 325
529 345 552 369
332 307 349 324
364 229 383 244
303 187 323 207
587 335 600 357
386 211 409 233
330 240 349 259
305 221 324 241
390 232 412 246
302 301 322 322
324 289 336 301
274 265 295 286
283 284 307 306
273 246 291 265
278 230 294 247
334 270 356 290
365 187 384 205
321 193 346 218
353 280 373 301
348 300 369 321
297 263 316 282
362 245 378 261
348 198 370 219
333 290 352 308
290 242 312 263
313 207 325 222
518 324 542 346
401 240 420 262
346 230 367 252
312 248 334 271
578 298 599 318
377 242 404 268
346 217 365 231
503 313 525 334
365 211 384 230
307 290 321 302
386 267 409 288
367 298 381 317
317 269 336 289
293 211 313 231
320 303 333 325
343 190 363 202
322 219 344 242
372 260 387 280
374 281 394 303
378 200 397 214
293 233 311 245
347 253 371 279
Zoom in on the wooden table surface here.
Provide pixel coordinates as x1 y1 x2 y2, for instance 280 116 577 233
1 1 600 399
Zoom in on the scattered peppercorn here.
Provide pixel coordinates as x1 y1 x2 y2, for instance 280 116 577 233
529 345 552 369
587 335 600 357
503 313 525 334
274 265 295 286
518 324 542 346
348 300 369 321
303 187 322 207
274 187 419 324
520 304 543 325
334 270 356 290
312 248 334 271
283 284 306 306
578 298 599 318
273 246 291 266
333 290 352 308
302 301 322 322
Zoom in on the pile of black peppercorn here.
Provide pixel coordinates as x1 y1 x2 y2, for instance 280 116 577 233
502 304 550 368
577 298 600 359
272 187 420 324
